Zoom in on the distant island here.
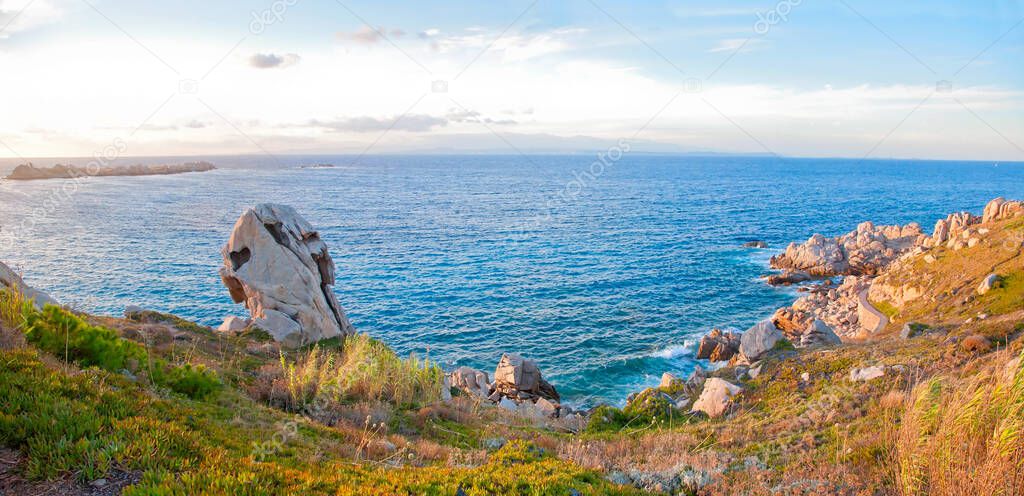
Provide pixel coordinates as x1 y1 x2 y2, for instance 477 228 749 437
5 161 216 181
299 163 336 169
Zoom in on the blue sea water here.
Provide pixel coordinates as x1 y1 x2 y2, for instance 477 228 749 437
2 155 1023 406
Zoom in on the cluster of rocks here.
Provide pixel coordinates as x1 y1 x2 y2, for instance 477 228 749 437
445 353 570 421
774 276 872 339
769 221 922 278
695 329 740 362
923 197 1024 250
218 204 355 346
0 261 58 310
5 161 215 181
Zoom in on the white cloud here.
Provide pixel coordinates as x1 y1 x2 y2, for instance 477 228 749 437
0 0 61 39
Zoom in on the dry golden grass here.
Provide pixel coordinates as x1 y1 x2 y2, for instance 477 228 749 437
272 334 443 414
894 348 1024 496
0 288 28 349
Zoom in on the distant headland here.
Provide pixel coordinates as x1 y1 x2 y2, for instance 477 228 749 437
5 161 216 181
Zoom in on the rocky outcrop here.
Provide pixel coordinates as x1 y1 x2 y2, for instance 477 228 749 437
492 353 560 403
743 240 768 248
6 161 215 181
449 366 491 399
696 329 741 362
769 222 922 278
738 320 783 363
0 261 58 310
691 378 742 418
982 197 1024 224
924 198 1023 249
219 204 355 346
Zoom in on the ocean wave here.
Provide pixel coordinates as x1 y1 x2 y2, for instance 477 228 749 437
650 341 694 359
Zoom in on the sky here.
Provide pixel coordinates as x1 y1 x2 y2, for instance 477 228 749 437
0 0 1022 161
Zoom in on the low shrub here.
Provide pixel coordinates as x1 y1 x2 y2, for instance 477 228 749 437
22 305 220 400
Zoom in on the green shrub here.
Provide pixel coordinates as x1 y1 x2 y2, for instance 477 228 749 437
24 305 148 372
160 363 221 400
22 305 219 400
584 405 630 433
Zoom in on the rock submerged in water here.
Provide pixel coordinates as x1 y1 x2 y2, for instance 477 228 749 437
742 240 768 248
0 261 59 310
218 204 355 346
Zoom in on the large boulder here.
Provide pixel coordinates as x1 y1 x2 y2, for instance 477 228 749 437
219 204 355 346
0 261 59 310
492 353 559 403
691 378 742 418
739 320 783 362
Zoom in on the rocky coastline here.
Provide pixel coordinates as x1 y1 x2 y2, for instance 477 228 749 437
4 161 216 181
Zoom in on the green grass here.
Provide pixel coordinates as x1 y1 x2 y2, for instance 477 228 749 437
871 300 900 319
983 271 1024 315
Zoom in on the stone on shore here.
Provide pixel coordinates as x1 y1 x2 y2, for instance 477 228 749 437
493 353 560 403
739 320 783 362
218 204 355 346
0 261 59 310
691 378 742 418
696 328 740 362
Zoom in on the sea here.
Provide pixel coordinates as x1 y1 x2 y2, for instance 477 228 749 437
2 154 1023 406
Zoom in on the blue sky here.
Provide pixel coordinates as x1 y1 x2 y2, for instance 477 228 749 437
1 0 1022 159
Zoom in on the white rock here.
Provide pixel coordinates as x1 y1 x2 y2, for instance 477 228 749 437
218 204 355 346
801 372 810 382
217 316 249 333
977 274 999 295
691 378 742 418
739 320 783 362
849 365 886 382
